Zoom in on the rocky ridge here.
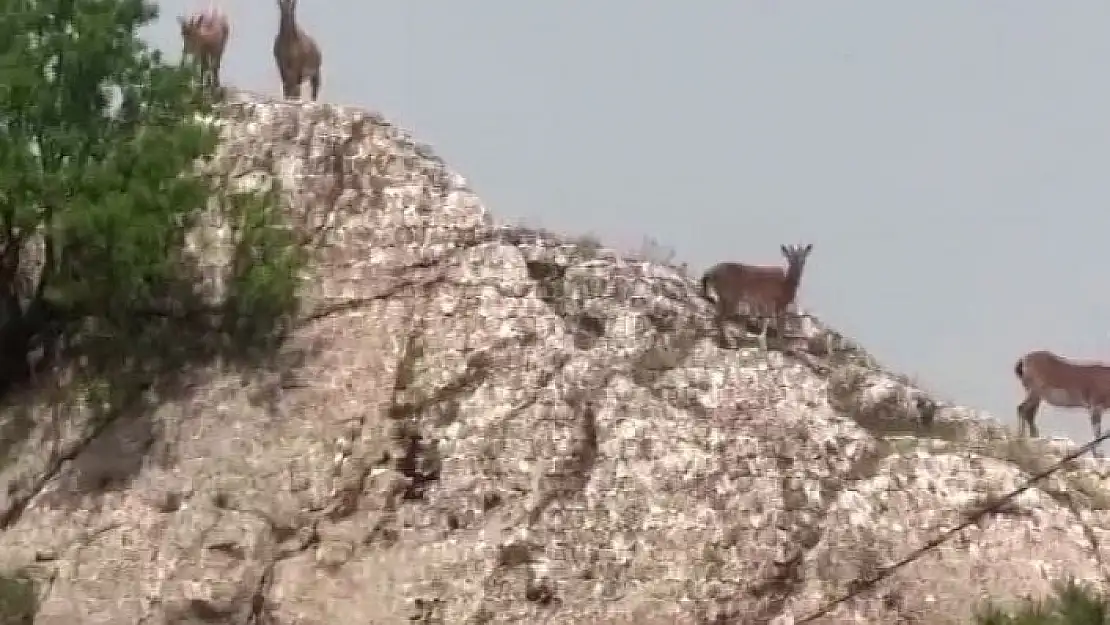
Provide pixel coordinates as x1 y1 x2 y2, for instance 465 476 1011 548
0 91 1109 624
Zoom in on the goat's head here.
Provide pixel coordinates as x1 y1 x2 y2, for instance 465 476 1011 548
780 243 813 273
178 15 198 40
179 9 228 42
177 15 200 54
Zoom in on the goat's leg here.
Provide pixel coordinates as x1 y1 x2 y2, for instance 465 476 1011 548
206 56 217 92
756 316 770 352
289 71 303 99
310 70 320 101
1017 393 1040 438
781 312 798 350
715 314 729 349
771 313 785 349
211 54 222 90
712 302 730 350
277 66 293 99
197 55 209 91
1091 408 1104 458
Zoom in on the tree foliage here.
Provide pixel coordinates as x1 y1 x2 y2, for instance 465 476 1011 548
0 0 300 393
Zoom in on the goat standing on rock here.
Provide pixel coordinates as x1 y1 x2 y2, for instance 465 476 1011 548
178 3 230 93
1014 350 1110 458
700 243 813 351
273 0 322 101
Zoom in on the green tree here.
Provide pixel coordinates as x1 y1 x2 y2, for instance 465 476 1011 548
0 0 299 394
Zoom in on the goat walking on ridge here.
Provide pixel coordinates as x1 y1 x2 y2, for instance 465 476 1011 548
699 243 813 351
1014 350 1110 458
177 3 230 93
273 0 322 101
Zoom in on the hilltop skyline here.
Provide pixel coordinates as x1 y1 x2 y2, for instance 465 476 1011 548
148 1 1110 445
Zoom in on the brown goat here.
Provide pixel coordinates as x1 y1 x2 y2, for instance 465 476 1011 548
700 243 813 351
273 0 322 101
1014 350 1110 457
178 5 230 92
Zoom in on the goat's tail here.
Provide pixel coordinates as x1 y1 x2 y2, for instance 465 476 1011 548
1014 357 1024 380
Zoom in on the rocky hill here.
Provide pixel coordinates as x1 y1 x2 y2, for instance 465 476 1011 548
1 91 1110 624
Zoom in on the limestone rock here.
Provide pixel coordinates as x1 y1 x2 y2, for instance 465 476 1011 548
0 90 1108 624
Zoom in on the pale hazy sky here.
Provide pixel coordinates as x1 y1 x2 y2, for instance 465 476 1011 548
146 1 1110 445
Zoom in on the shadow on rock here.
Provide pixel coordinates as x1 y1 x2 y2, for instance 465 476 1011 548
0 274 301 519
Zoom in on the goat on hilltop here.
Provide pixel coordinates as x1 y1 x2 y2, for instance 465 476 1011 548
178 3 230 93
700 243 813 351
273 0 322 101
1014 350 1110 458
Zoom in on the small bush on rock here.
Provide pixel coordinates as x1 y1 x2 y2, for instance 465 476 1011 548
975 578 1110 624
0 573 37 624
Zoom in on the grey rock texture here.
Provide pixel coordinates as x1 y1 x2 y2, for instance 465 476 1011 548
1 91 1110 624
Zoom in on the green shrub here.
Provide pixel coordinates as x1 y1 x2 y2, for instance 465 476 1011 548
0 573 37 624
975 578 1110 624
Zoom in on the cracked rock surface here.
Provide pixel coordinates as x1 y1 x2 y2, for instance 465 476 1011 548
2 91 1110 624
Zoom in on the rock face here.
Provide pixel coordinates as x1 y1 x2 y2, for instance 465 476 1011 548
2 91 1110 624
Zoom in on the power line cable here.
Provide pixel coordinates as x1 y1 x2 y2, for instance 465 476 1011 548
798 431 1110 623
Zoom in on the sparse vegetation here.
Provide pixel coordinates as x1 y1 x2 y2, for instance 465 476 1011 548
632 236 680 268
0 572 37 624
975 577 1110 624
569 232 603 255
